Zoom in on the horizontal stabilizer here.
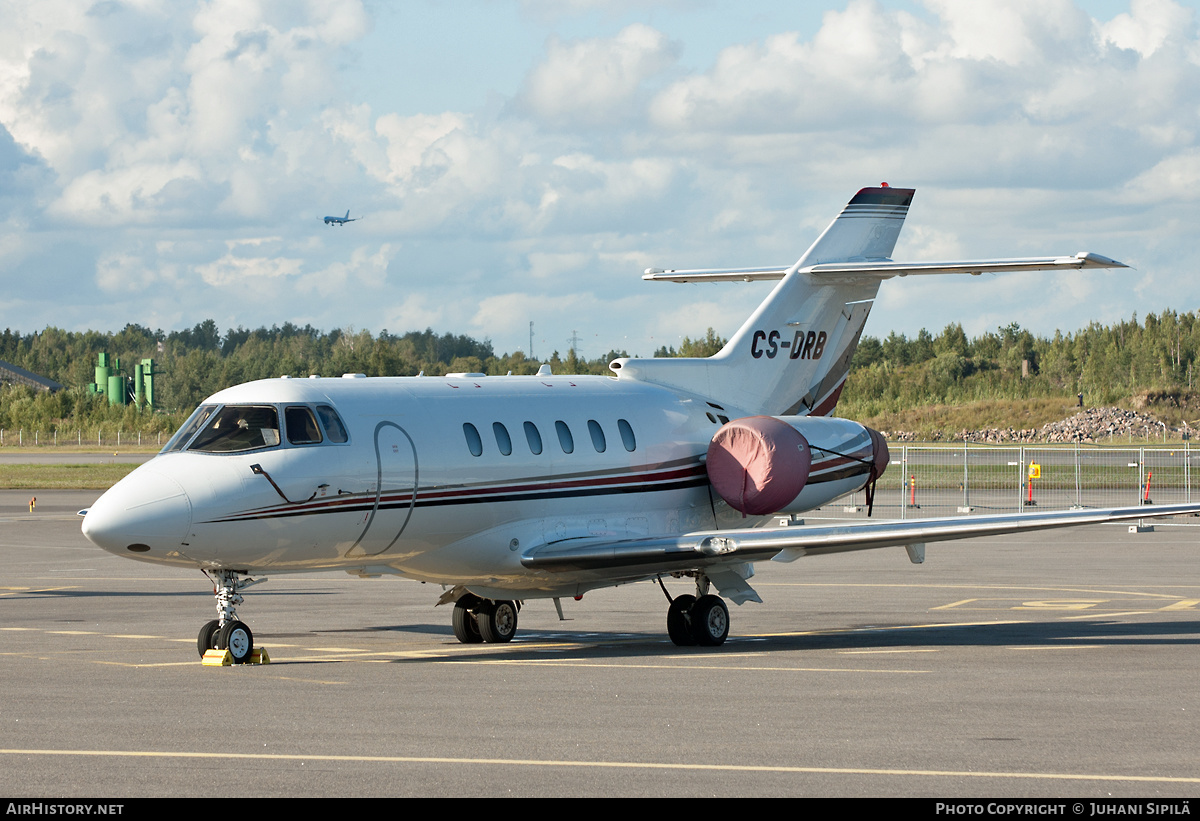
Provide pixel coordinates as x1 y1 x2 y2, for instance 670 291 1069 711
521 503 1199 574
642 253 1126 283
643 266 790 283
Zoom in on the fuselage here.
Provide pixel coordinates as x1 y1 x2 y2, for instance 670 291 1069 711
82 372 877 597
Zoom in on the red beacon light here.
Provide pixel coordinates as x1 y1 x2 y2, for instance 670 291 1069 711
880 182 889 187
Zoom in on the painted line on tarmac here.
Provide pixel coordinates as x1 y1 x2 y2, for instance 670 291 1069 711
0 586 79 597
443 659 931 674
1 748 1198 785
1061 610 1157 620
760 582 1198 599
1005 645 1102 650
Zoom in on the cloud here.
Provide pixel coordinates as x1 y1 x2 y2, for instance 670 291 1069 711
1099 0 1197 56
194 252 302 287
4 0 1200 359
517 23 677 126
297 243 394 296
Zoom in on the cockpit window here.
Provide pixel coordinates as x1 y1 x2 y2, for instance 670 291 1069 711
315 405 349 443
162 404 218 453
285 406 322 445
188 405 281 453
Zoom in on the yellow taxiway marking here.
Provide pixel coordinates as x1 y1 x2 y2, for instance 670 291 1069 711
2 748 1198 785
93 661 208 668
931 598 979 610
934 597 1196 613
839 648 940 655
764 619 1030 637
1061 610 1155 620
1160 599 1200 610
1006 645 1103 651
445 659 930 674
105 634 162 639
46 630 99 635
0 586 79 596
760 581 1197 599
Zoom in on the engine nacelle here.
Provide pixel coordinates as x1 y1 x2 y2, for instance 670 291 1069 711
706 416 889 515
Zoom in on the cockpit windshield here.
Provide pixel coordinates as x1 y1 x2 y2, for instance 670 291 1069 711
161 404 218 453
188 405 281 453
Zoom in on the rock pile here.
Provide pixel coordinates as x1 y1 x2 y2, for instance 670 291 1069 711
879 407 1185 444
1037 407 1177 443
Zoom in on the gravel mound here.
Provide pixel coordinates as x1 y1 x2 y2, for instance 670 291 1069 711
880 407 1183 443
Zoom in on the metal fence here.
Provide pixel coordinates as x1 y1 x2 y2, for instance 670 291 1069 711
823 444 1198 521
0 429 164 448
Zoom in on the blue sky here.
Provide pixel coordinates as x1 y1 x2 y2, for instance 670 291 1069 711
3 0 1200 360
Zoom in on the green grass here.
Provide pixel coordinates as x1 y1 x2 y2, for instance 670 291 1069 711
0 463 139 489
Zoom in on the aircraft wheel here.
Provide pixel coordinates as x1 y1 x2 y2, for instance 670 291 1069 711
689 595 729 647
452 601 483 644
197 619 220 658
478 600 518 643
666 594 697 646
216 620 254 663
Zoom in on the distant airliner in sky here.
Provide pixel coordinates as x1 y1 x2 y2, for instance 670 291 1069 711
323 210 358 226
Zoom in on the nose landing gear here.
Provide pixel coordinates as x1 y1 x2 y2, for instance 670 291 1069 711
197 570 266 663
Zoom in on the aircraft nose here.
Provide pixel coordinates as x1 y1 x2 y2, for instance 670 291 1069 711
82 468 192 556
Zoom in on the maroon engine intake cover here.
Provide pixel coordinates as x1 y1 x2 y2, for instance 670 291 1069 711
706 416 812 515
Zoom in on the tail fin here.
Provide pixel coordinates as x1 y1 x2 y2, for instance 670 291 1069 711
612 186 914 417
345 210 351 219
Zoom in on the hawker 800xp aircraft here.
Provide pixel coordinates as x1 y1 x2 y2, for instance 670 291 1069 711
82 185 1195 662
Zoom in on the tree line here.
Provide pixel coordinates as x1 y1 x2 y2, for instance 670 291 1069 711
0 311 1196 436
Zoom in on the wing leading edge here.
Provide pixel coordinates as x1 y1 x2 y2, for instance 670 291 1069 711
641 252 1127 283
520 503 1200 574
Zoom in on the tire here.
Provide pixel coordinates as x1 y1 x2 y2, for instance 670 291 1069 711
689 595 729 647
197 619 220 658
452 601 483 643
666 594 697 646
216 620 254 663
478 600 518 643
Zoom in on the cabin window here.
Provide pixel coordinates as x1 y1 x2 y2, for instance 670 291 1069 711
587 419 606 453
493 422 512 456
189 405 280 453
617 419 636 452
463 423 483 457
315 405 349 443
524 421 543 455
555 420 574 454
285 406 323 445
162 404 218 453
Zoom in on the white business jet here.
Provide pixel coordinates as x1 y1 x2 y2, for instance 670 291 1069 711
82 185 1192 662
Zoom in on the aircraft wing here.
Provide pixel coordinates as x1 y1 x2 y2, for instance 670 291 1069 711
520 503 1198 574
641 253 1126 283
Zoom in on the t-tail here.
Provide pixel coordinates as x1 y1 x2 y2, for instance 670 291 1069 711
612 186 911 416
611 185 1126 418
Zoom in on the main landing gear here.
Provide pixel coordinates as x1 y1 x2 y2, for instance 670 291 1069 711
660 575 729 647
197 569 265 663
451 593 520 644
